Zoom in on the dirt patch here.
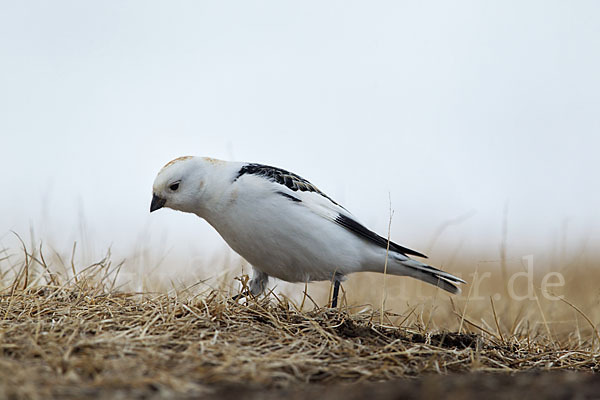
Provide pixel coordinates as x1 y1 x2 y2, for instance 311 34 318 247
411 332 479 349
215 372 600 400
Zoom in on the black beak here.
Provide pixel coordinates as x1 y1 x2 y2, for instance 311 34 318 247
150 194 166 212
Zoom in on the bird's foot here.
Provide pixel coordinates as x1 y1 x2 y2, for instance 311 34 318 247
232 291 253 302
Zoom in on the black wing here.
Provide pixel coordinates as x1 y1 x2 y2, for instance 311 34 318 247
235 163 426 258
235 163 342 207
335 214 427 258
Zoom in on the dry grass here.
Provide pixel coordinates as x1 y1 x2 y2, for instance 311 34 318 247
0 239 599 399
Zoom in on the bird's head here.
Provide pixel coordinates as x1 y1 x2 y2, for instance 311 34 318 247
150 156 206 214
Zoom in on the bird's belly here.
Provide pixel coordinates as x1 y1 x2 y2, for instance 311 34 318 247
207 205 363 283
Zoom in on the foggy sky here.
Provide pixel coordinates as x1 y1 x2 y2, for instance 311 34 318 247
1 1 599 268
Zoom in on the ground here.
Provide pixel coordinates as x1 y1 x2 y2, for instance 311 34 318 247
0 279 598 399
221 373 600 400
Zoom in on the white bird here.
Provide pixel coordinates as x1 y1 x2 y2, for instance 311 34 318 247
150 156 465 306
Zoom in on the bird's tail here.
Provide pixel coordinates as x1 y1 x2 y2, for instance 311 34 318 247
388 257 466 295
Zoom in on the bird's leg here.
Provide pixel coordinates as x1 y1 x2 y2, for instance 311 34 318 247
249 269 269 296
331 274 342 308
233 269 269 301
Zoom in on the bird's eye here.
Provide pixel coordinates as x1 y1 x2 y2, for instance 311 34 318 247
169 182 180 191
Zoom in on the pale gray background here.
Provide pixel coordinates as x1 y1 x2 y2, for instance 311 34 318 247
1 1 598 275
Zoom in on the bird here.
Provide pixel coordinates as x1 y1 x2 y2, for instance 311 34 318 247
150 156 465 307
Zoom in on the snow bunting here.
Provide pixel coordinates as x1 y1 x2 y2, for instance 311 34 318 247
151 156 465 306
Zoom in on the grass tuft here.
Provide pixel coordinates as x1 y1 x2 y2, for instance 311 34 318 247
0 240 599 398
